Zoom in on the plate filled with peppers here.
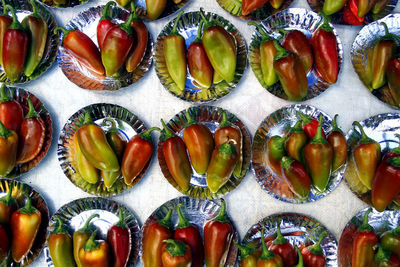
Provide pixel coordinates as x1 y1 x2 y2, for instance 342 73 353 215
0 0 59 84
0 179 50 266
44 197 141 267
0 84 52 179
157 105 251 199
58 103 157 196
154 10 247 103
141 196 238 267
56 1 153 91
249 8 343 102
240 213 338 266
252 104 347 203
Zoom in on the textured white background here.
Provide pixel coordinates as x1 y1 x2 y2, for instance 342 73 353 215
16 0 400 265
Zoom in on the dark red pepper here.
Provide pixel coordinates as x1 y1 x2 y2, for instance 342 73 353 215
281 29 313 73
343 3 364 25
97 1 116 52
0 186 16 224
267 223 297 267
280 156 312 200
0 0 12 69
0 84 23 133
107 209 131 267
298 113 326 139
301 232 327 267
0 224 9 264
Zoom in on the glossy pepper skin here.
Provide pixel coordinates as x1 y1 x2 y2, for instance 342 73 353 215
358 0 378 17
0 224 9 264
304 115 333 193
298 113 326 139
142 208 173 267
0 84 24 133
108 209 131 267
0 187 16 224
343 1 364 25
285 120 307 163
200 9 236 83
146 0 167 20
234 241 258 267
11 194 42 263
241 0 269 16
0 121 18 177
352 209 379 267
0 0 12 68
381 219 400 258
73 214 99 267
269 0 284 9
352 121 381 190
267 223 296 267
164 11 186 91
174 204 204 267
323 0 348 15
48 217 77 267
79 230 110 267
183 110 214 175
54 27 105 78
76 111 119 172
161 119 192 192
266 135 289 176
115 0 130 8
280 156 312 200
204 199 234 267
21 0 48 77
104 119 126 161
372 0 390 14
97 1 116 52
386 57 400 105
162 240 192 267
301 232 327 267
327 114 348 172
248 22 278 87
258 229 284 267
374 244 400 267
281 29 313 73
3 5 29 82
16 98 45 164
311 13 339 84
73 131 99 184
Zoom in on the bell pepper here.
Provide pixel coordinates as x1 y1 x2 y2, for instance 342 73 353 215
358 0 378 17
327 114 348 172
188 21 213 88
214 111 243 178
54 27 105 78
73 131 99 184
16 98 45 164
352 121 381 190
241 0 269 16
234 241 258 267
0 186 16 224
258 229 284 267
121 127 159 185
0 0 12 68
266 134 289 176
0 224 9 264
161 240 192 267
204 199 234 267
281 30 313 73
160 119 192 192
97 1 116 52
21 0 48 77
386 56 400 106
311 13 339 84
200 9 236 83
0 121 18 177
76 111 119 172
269 0 284 9
381 219 400 258
146 0 167 20
11 194 41 263
79 230 110 267
2 5 29 82
372 0 390 13
126 1 148 73
267 223 296 267
374 244 400 267
285 120 308 164
142 208 173 267
183 110 214 175
304 115 333 193
174 204 204 267
273 40 308 101
280 156 311 199
48 217 76 267
323 0 347 15
301 232 327 267
248 22 278 87
73 214 99 267
298 113 326 139
352 209 379 267
107 209 131 267
0 84 23 133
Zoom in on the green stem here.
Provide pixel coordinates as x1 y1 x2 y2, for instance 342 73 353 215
0 84 11 103
199 8 211 30
185 110 196 126
161 119 175 140
318 12 333 32
131 1 141 20
82 110 94 125
214 199 229 223
298 112 312 124
193 21 203 43
294 246 304 267
331 114 342 133
310 114 327 144
273 221 287 245
392 217 400 235
281 156 294 170
248 21 273 41
103 118 118 133
5 5 23 31
233 240 253 259
120 8 135 34
54 26 73 42
176 204 190 229
358 208 374 232
0 121 12 138
1 0 8 16
78 214 99 233
290 120 304 133
380 22 400 44
163 239 187 257
375 244 391 263
53 217 68 234
0 186 15 206
83 230 100 252
219 110 232 128
353 121 374 144
25 98 40 119
308 232 327 255
273 40 291 61
116 208 127 228
260 229 276 260
100 1 116 20
19 193 38 215
29 0 40 18
170 10 184 36
139 127 161 142
158 208 173 229
388 156 400 167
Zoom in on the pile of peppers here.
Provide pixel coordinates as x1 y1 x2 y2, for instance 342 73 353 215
160 109 243 194
72 110 159 190
265 113 347 199
241 0 286 16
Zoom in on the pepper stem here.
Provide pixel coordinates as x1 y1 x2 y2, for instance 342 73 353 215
375 244 391 263
5 5 23 31
0 186 15 206
199 8 211 29
392 217 400 235
19 193 38 215
0 121 12 139
298 112 313 124
1 0 7 16
273 221 288 245
290 120 304 133
380 22 400 44
281 156 294 170
214 199 229 223
83 230 100 252
139 127 160 142
82 110 94 125
185 110 196 126
248 21 272 41
163 239 187 257
219 110 232 128
260 229 276 260
233 240 253 260
388 156 400 167
353 121 374 144
358 208 374 232
193 21 203 43
161 119 176 140
158 208 173 229
100 1 116 20
79 214 99 233
54 26 73 42
116 208 127 228
273 40 291 61
25 98 40 119
176 204 190 229
120 7 135 34
295 246 304 267
0 84 11 103
317 12 333 32
131 1 140 20
29 0 40 18
170 10 184 36
308 231 327 255
310 115 327 144
54 217 68 234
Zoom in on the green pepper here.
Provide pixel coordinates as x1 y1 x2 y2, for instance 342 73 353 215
48 218 76 267
146 0 167 20
266 134 289 177
73 214 99 267
234 241 258 267
372 0 390 13
73 131 99 184
285 120 308 164
323 0 347 15
101 169 121 189
381 218 400 258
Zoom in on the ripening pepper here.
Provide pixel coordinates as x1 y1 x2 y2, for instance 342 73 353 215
204 199 234 267
142 208 173 267
0 186 16 224
284 120 308 163
267 223 296 267
266 134 289 176
311 13 339 84
0 84 24 133
73 214 99 267
381 218 400 258
269 0 284 9
323 0 348 15
103 118 126 161
213 71 223 84
3 5 29 82
146 0 167 20
76 111 119 172
21 0 48 77
343 2 364 25
281 29 313 73
11 194 42 263
234 241 258 267
0 224 9 264
164 11 187 91
79 230 111 267
73 131 99 184
241 0 269 16
0 0 12 68
107 209 131 267
351 208 379 267
16 98 46 164
280 156 312 200
304 115 333 193
183 110 214 175
161 119 192 192
301 232 327 267
97 1 116 52
258 229 284 267
358 0 378 17
161 240 192 267
48 217 77 267
101 169 121 190
374 244 400 267
273 40 308 101
248 22 278 87
327 114 348 172
200 9 236 83
372 0 390 14
0 121 18 177
298 113 326 139
352 121 381 190
174 204 204 267
386 57 400 106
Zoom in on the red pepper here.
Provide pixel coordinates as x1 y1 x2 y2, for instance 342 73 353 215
280 156 312 200
342 3 364 25
97 1 116 52
107 209 131 267
298 113 326 139
301 232 327 267
0 224 9 264
0 84 23 133
0 0 12 68
241 0 269 16
281 29 313 73
284 120 308 164
327 114 348 172
0 186 16 224
267 223 296 267
386 57 400 106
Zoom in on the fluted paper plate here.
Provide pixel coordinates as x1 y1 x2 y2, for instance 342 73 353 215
0 0 58 84
57 4 153 91
0 179 49 266
252 104 344 203
140 196 238 266
242 213 337 266
157 105 251 199
58 103 151 196
154 11 247 103
44 197 140 267
249 8 343 102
